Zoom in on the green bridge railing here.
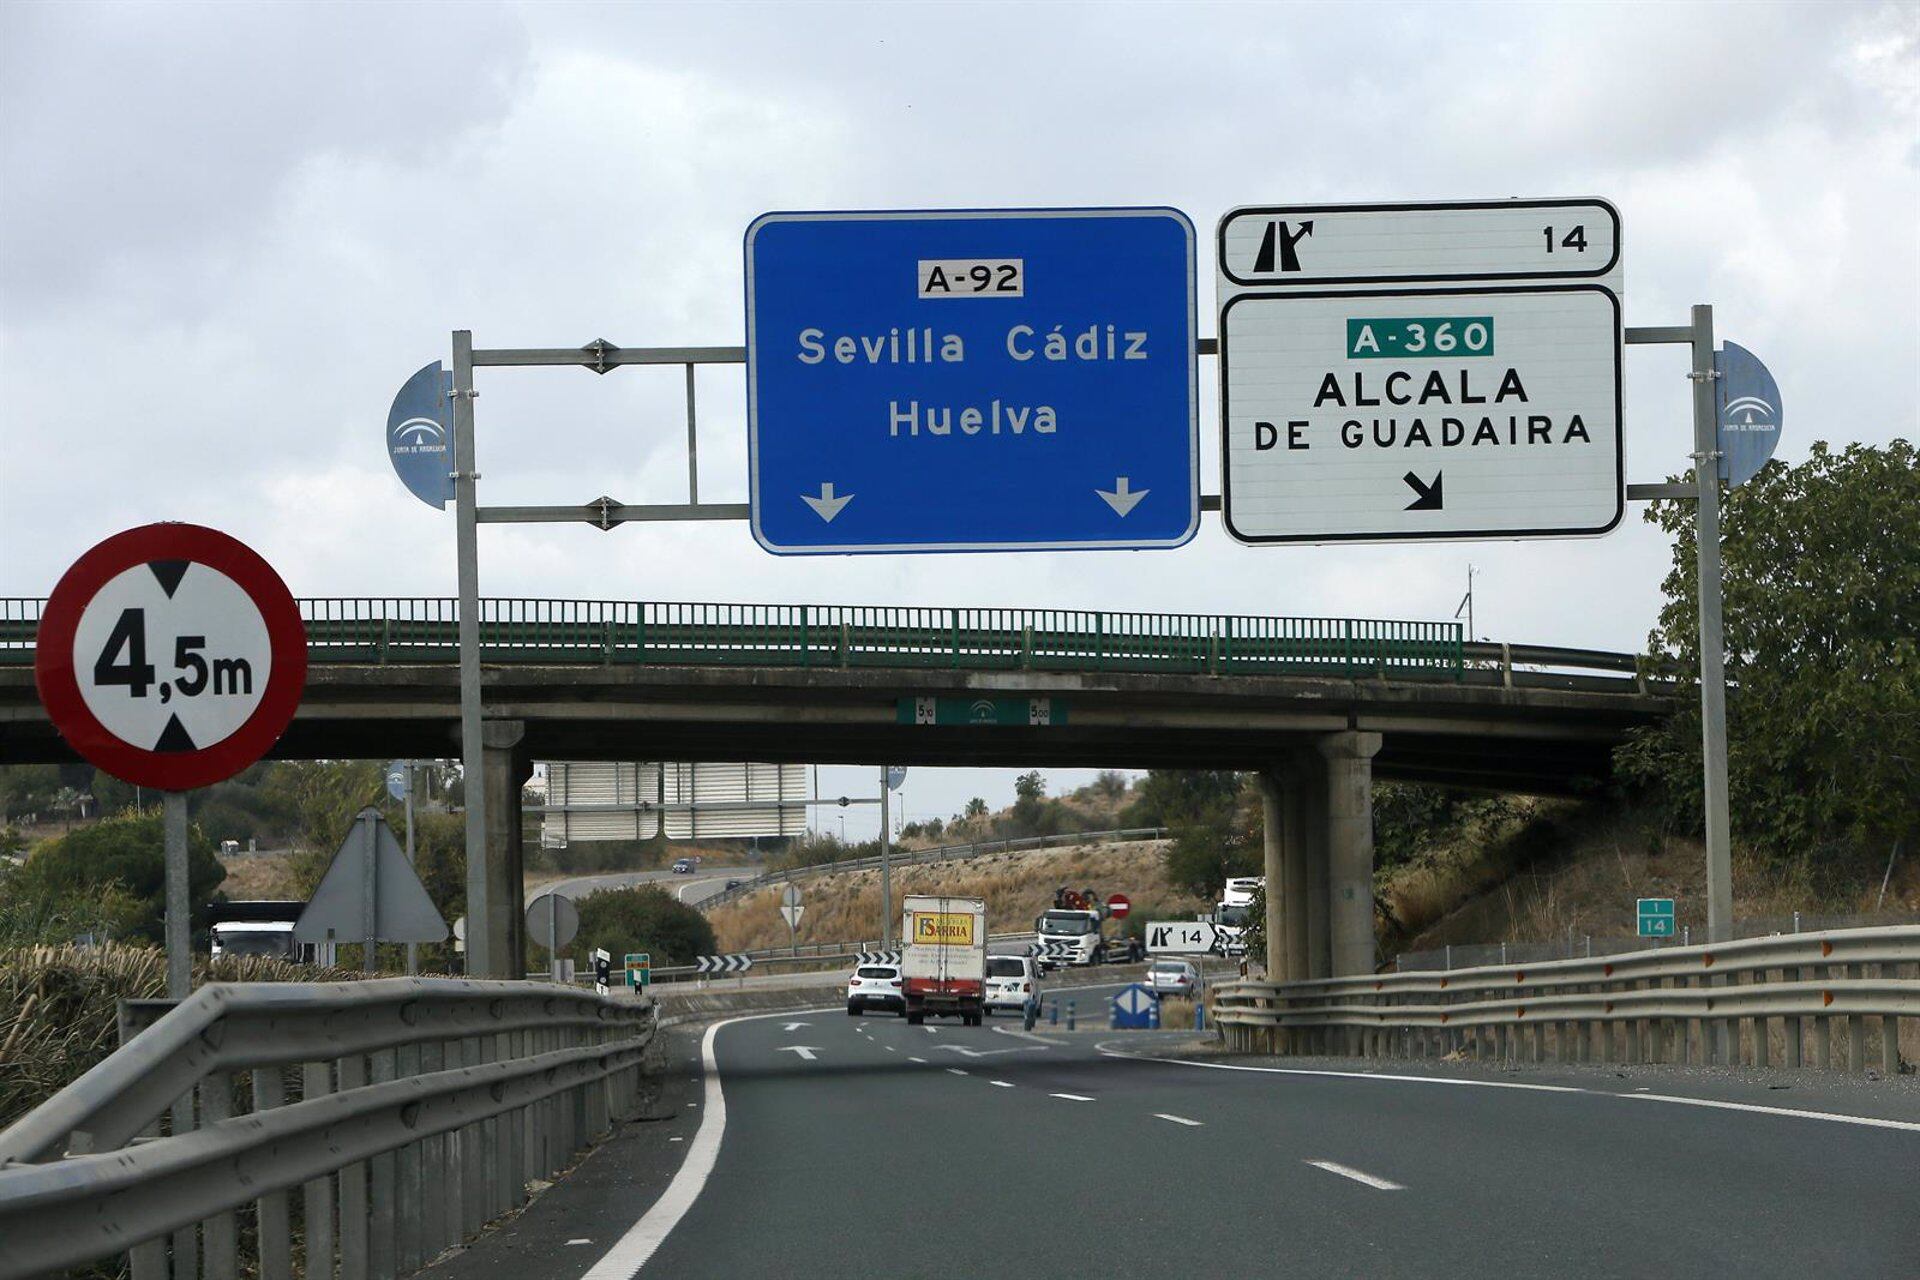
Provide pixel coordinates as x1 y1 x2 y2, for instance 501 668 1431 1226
0 598 1464 679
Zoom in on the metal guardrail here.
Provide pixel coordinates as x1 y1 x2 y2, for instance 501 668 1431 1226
1394 910 1920 972
1216 927 1919 1074
0 977 654 1280
697 827 1170 911
0 597 1470 678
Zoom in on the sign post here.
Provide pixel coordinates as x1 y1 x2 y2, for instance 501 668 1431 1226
745 208 1200 554
1215 199 1624 543
879 765 905 950
34 524 308 998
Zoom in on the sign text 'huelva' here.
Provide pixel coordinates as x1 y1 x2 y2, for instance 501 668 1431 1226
745 208 1199 554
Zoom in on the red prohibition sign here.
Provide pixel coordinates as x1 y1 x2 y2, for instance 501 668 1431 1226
34 523 307 791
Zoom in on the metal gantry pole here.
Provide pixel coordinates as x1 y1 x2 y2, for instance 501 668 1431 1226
163 791 190 999
1689 304 1733 945
879 767 892 950
404 764 417 975
453 331 492 978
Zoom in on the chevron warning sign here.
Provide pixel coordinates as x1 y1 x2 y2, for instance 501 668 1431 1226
695 953 754 975
856 950 902 967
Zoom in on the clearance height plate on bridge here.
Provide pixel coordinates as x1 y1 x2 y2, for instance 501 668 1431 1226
1216 199 1625 544
899 696 1066 726
745 208 1200 554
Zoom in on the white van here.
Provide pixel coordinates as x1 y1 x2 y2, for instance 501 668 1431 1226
984 954 1040 1017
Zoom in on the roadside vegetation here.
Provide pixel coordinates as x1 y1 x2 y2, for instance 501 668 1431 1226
705 839 1210 954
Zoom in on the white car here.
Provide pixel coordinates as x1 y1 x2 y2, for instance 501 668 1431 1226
1147 958 1200 998
984 954 1040 1017
846 963 905 1016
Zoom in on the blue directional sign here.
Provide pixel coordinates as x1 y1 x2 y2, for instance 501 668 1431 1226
386 362 455 510
1715 341 1782 490
1112 982 1159 1029
745 208 1199 554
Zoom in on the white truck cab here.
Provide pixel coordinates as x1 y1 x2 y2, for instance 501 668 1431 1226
1213 877 1263 956
1035 907 1104 968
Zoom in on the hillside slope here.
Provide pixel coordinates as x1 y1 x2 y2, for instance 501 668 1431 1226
704 839 1208 952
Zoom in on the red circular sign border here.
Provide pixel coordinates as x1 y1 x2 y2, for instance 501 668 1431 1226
1107 892 1132 919
34 523 307 791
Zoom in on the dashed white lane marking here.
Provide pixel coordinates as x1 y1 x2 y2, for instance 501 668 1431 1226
947 1068 969 1076
1049 1093 1095 1102
909 1056 927 1063
1096 1045 1920 1134
566 1238 592 1246
884 1046 896 1052
1154 1113 1203 1127
1306 1160 1404 1191
990 1080 1015 1088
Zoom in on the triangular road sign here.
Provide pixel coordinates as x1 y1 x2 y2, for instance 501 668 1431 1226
294 807 449 944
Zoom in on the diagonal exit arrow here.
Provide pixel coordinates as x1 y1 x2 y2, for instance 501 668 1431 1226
1096 476 1148 517
1402 471 1443 511
800 483 853 522
777 1045 821 1061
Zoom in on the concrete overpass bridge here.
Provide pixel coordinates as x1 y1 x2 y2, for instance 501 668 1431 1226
0 596 1669 978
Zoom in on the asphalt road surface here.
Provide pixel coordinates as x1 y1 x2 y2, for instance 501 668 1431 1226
434 981 1920 1279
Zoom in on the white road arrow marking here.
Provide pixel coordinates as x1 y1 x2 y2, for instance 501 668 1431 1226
801 483 853 522
781 1022 810 1031
1096 476 1148 517
776 1045 821 1061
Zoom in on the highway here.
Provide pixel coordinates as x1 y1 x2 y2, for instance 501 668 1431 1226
525 865 755 907
427 981 1920 1279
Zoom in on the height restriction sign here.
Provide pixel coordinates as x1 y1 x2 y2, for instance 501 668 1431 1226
34 524 307 790
1216 198 1625 544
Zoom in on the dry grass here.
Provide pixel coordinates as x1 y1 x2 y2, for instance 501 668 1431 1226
1395 805 1920 954
0 944 371 1130
705 840 1209 952
216 850 303 900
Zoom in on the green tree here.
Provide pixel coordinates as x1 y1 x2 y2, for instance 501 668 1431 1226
20 811 226 943
1122 769 1242 828
1618 440 1920 882
0 764 62 822
576 885 717 968
1009 770 1049 834
963 797 988 820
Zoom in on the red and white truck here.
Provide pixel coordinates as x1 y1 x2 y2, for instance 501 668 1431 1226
901 894 987 1026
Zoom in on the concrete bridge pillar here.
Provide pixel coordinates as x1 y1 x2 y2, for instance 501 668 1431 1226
1259 753 1318 983
1319 730 1383 977
480 718 532 978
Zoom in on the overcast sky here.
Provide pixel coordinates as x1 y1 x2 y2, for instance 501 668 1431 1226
3 1 1914 837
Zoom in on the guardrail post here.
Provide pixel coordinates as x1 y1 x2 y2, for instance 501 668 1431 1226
201 1072 239 1279
302 1062 336 1279
252 1066 294 1280
337 1054 370 1280
421 1041 450 1264
1848 963 1867 1073
395 1042 424 1273
368 1048 399 1280
1782 966 1803 1068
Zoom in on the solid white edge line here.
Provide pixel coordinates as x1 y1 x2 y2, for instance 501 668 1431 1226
1095 1045 1920 1133
1153 1113 1203 1126
578 1004 837 1279
1306 1159 1404 1190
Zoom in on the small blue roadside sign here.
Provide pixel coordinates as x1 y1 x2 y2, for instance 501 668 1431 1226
387 362 455 510
745 208 1199 554
1637 897 1676 938
1112 982 1159 1029
1715 341 1782 490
